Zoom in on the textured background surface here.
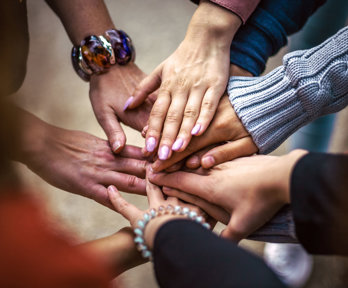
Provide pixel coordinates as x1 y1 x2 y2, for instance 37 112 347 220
13 1 348 287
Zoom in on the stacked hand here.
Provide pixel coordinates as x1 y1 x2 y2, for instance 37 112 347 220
16 107 147 209
125 0 241 162
107 168 225 249
148 150 307 242
90 63 156 153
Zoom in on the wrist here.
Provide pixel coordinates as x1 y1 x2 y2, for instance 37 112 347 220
276 150 309 204
133 206 210 260
187 0 241 48
144 215 186 250
13 110 52 165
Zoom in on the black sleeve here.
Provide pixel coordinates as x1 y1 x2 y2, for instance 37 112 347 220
153 220 286 288
291 152 348 255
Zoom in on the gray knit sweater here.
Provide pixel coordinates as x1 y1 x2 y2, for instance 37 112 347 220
228 26 348 154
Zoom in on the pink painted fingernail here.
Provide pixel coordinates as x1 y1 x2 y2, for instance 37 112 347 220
172 138 184 151
191 124 201 135
108 185 117 193
123 96 134 111
202 156 215 168
146 137 156 152
159 145 170 160
112 141 122 153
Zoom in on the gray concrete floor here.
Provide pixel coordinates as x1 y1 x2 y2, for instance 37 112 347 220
13 0 348 287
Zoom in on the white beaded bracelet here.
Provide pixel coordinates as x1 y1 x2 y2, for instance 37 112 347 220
133 205 211 261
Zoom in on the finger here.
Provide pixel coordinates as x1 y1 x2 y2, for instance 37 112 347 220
109 157 146 178
185 146 213 169
128 65 162 109
97 108 126 153
163 187 230 224
89 184 114 210
221 207 270 243
101 171 146 195
194 86 223 136
141 125 149 138
145 92 171 153
107 185 141 223
146 170 164 207
164 160 184 172
158 95 187 160
173 87 205 152
119 145 147 160
201 137 258 169
148 169 211 201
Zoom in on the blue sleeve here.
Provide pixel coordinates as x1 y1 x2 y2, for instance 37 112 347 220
230 0 326 76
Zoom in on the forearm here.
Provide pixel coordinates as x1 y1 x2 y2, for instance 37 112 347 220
81 227 146 278
153 220 286 287
228 26 348 154
45 0 115 45
230 0 327 75
186 0 242 50
190 0 260 24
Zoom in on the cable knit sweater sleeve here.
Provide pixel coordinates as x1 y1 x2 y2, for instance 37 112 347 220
228 26 348 154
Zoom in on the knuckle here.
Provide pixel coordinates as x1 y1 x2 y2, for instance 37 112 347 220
127 175 139 188
150 105 166 119
201 99 216 113
184 106 199 118
166 110 181 123
175 77 189 90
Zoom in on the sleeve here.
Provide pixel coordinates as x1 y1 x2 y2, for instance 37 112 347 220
190 0 260 23
291 153 348 255
153 219 287 288
227 26 348 154
230 0 327 75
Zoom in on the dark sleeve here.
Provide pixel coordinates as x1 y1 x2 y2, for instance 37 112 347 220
230 0 326 75
153 220 286 288
291 153 348 255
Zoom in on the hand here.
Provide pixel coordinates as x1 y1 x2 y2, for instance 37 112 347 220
149 150 308 242
127 1 241 161
184 64 254 170
151 95 258 172
16 109 147 208
106 169 221 249
89 63 156 153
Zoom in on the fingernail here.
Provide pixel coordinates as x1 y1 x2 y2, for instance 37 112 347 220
112 141 122 153
123 96 134 111
108 185 117 193
202 156 215 168
158 145 169 160
146 137 156 152
191 124 201 135
172 138 184 151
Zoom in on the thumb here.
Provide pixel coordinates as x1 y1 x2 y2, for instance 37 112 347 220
201 137 257 169
99 108 126 153
127 65 162 109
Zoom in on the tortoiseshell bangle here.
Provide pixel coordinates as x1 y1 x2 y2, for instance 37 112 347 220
71 29 135 81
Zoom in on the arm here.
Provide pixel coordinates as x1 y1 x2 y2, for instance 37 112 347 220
190 0 260 24
46 0 153 152
129 0 242 160
230 0 327 75
153 220 286 288
291 153 348 255
228 26 348 154
80 227 145 277
12 104 147 208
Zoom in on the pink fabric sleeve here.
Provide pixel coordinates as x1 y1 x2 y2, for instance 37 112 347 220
191 0 260 23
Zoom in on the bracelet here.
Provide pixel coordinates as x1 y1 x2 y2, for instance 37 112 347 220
71 29 135 81
133 205 211 261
